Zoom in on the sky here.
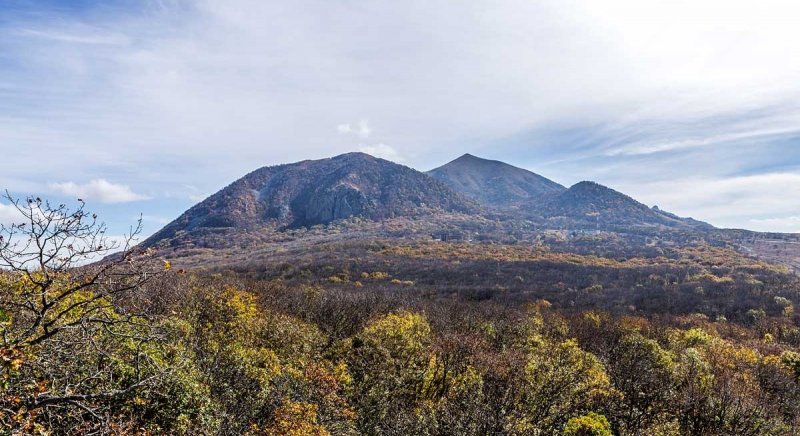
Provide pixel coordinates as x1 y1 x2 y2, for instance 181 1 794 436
1 0 800 239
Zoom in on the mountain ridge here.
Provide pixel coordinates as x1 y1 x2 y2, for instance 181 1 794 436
144 151 714 250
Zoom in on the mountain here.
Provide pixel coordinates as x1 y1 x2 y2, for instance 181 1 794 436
427 153 566 208
143 151 716 253
144 152 477 247
425 155 710 231
532 181 711 229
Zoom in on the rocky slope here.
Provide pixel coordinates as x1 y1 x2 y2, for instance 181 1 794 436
144 152 477 247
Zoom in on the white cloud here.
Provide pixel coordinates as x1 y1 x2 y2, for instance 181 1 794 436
359 144 403 162
0 203 20 226
749 216 800 233
615 172 800 229
337 119 371 138
49 179 150 204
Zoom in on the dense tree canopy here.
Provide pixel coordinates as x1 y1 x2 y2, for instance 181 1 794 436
3 198 800 434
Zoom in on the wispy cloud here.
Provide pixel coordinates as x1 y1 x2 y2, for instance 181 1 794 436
17 28 129 45
605 127 800 157
49 179 150 204
596 104 800 157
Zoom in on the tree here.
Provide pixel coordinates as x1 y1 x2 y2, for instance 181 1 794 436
674 337 790 435
505 313 618 435
347 311 435 434
606 333 676 434
563 412 613 436
183 285 354 434
0 194 165 431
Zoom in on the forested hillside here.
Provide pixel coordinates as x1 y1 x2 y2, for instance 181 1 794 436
3 197 800 435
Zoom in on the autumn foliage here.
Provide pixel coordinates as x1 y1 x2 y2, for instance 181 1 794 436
3 198 800 434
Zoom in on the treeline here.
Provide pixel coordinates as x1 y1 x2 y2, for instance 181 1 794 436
5 270 800 434
227 239 800 326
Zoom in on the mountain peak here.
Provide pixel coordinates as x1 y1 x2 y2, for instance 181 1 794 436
562 181 647 209
532 180 707 229
332 151 377 161
450 153 513 167
569 181 616 194
144 153 477 248
572 180 602 188
427 154 565 208
453 153 483 162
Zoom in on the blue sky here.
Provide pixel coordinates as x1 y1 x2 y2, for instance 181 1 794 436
1 0 800 239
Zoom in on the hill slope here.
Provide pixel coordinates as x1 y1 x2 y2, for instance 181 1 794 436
533 181 711 229
144 152 477 246
427 154 565 208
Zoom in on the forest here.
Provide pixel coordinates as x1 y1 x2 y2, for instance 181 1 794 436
3 198 800 435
